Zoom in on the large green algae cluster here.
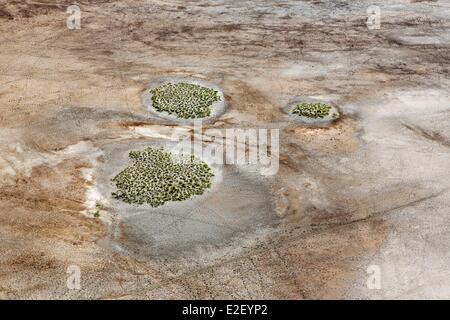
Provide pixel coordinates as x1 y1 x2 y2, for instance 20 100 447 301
291 102 334 119
111 146 214 207
150 82 221 119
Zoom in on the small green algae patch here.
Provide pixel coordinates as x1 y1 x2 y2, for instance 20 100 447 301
291 102 333 119
150 82 221 119
111 146 214 207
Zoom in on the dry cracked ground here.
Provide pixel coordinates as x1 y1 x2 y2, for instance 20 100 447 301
0 0 449 299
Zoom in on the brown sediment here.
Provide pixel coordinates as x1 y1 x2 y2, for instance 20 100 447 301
0 0 449 299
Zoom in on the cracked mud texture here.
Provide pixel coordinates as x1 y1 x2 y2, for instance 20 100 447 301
0 0 449 299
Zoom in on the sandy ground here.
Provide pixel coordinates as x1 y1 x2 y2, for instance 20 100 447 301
0 0 449 299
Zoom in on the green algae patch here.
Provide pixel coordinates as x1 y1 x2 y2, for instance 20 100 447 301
111 146 214 207
291 102 335 119
150 82 221 119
